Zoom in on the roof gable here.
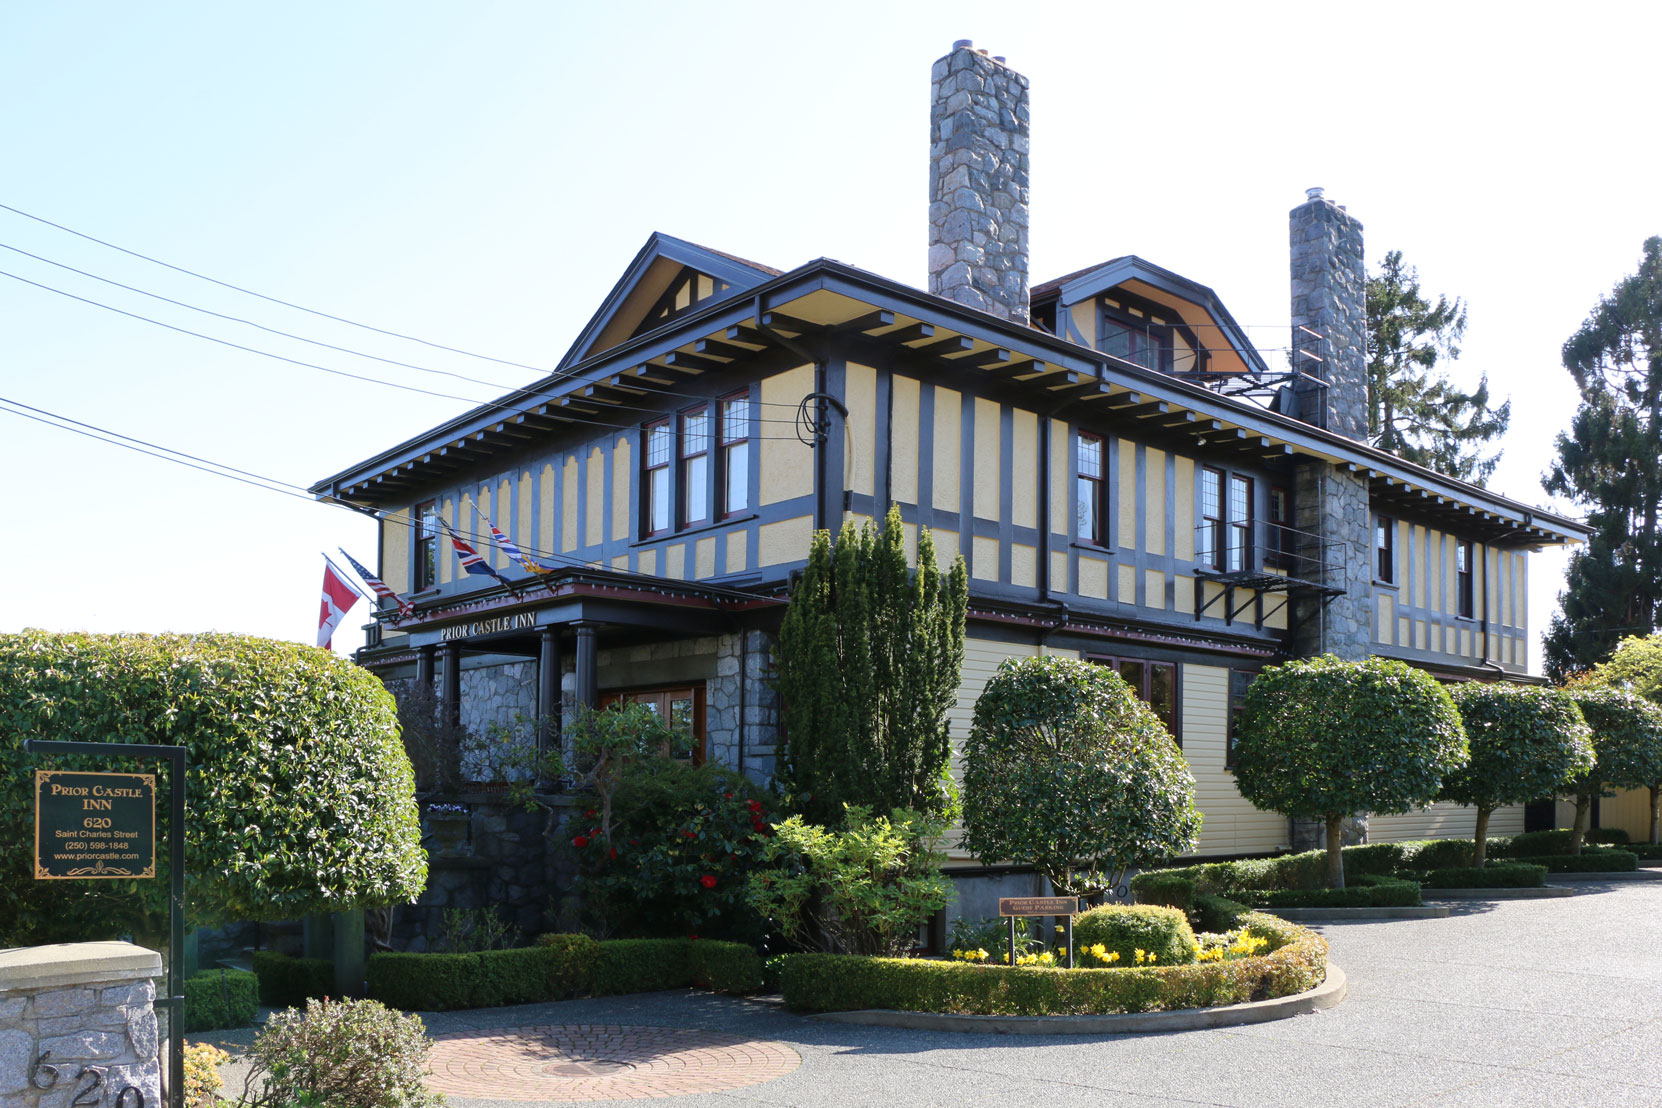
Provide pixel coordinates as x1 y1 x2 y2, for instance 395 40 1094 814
555 233 780 371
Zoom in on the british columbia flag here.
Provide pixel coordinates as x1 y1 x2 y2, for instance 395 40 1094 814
338 547 414 620
486 517 556 575
443 521 518 590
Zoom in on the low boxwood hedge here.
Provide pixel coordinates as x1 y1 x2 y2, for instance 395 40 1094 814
1129 872 1195 913
1419 863 1548 889
366 936 762 1011
1251 875 1421 909
1626 842 1662 860
182 967 259 1032
1192 894 1249 933
1507 849 1638 873
250 950 334 1008
779 912 1325 1016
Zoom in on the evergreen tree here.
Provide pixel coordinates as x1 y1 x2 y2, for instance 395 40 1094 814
1367 250 1510 483
775 506 969 826
1544 237 1662 681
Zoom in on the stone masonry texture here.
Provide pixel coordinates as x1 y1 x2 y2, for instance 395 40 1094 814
928 42 1030 323
0 959 161 1107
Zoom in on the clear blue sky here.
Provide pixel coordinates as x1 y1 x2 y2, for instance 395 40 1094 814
2 2 1656 673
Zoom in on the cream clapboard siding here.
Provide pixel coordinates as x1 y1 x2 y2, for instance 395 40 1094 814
1183 665 1287 856
1579 786 1652 843
1368 802 1524 842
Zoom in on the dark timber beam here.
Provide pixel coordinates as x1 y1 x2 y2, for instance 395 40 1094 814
835 308 896 334
664 351 727 373
915 335 976 358
884 321 935 344
759 310 821 335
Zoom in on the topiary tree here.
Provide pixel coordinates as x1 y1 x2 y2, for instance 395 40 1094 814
774 504 968 826
1233 655 1467 889
960 656 1201 902
0 631 427 948
1562 688 1662 851
1443 683 1594 866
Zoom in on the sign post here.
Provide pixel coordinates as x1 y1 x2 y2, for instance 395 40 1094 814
997 896 1081 969
27 739 186 1108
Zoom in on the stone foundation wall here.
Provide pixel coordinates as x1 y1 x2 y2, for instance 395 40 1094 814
0 942 162 1107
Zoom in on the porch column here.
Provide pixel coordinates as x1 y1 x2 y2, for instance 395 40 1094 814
416 643 435 693
441 641 462 732
574 624 599 710
538 628 563 763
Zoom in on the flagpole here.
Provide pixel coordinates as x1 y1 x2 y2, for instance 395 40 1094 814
321 551 377 606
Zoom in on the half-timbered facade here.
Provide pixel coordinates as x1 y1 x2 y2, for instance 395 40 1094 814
314 43 1586 870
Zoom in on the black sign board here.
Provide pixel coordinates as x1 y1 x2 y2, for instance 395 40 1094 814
34 770 156 880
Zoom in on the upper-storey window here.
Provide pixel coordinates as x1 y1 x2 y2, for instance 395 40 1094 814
1267 485 1293 569
1077 432 1107 545
414 500 438 590
719 392 750 518
1457 540 1475 618
680 406 710 527
1200 468 1253 572
644 420 672 536
1375 515 1396 584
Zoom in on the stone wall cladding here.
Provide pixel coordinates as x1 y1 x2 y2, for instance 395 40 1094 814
459 660 537 739
0 949 162 1107
1289 194 1368 441
928 42 1030 323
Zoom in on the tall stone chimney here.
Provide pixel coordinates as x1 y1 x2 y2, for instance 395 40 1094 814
928 40 1030 323
1288 187 1373 665
1289 187 1367 440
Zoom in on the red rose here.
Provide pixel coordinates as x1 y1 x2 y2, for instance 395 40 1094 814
585 809 597 819
684 830 697 840
688 933 699 941
630 838 639 846
724 793 734 800
752 820 766 832
609 847 618 859
700 874 717 889
748 800 763 813
573 835 590 848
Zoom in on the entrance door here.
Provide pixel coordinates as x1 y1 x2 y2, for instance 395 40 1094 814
599 685 706 763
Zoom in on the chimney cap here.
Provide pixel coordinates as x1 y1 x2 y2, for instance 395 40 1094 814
1305 186 1325 202
952 38 973 49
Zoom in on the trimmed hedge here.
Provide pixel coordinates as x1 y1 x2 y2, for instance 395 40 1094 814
182 968 259 1032
1626 842 1662 860
1420 863 1548 889
1130 872 1196 912
1252 876 1422 909
368 936 761 1012
1508 849 1639 873
1491 830 1578 857
1192 894 1249 933
780 912 1326 1016
251 950 334 1008
1587 827 1632 845
1074 905 1197 965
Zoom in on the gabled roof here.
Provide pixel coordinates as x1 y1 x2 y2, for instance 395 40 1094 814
554 232 781 371
1032 254 1269 377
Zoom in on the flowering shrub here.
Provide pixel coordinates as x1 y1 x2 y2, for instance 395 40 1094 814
571 758 776 941
947 914 1034 962
183 1041 227 1107
1073 904 1198 966
240 997 443 1108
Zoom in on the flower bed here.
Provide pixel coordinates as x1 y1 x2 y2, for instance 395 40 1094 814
781 912 1325 1017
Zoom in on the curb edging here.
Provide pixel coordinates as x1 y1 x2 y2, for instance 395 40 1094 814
1421 886 1576 900
1263 905 1449 921
807 963 1346 1035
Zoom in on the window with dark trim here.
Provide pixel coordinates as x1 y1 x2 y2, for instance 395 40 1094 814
1227 474 1252 572
1199 467 1224 569
719 392 750 518
1199 468 1254 573
1099 298 1171 372
1456 540 1475 618
1267 486 1292 568
1226 669 1254 767
1375 515 1395 584
414 500 438 590
1089 655 1179 744
643 420 672 536
1077 432 1106 544
599 684 707 764
680 406 710 527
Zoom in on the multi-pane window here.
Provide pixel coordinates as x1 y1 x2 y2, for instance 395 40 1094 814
1199 467 1223 568
680 407 710 526
1456 540 1475 618
1077 432 1106 544
1267 486 1292 568
1090 655 1180 743
1226 669 1254 767
1375 515 1395 584
644 420 672 536
719 392 750 518
1227 474 1252 572
414 500 438 589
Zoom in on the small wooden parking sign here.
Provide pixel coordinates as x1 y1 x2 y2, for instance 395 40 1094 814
34 769 156 880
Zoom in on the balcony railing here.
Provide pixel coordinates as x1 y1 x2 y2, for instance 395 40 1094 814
1192 522 1347 628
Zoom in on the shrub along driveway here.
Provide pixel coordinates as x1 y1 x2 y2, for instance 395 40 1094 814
420 880 1662 1107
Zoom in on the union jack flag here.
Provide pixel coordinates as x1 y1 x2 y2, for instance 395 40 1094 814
338 548 414 620
486 517 556 576
443 521 518 590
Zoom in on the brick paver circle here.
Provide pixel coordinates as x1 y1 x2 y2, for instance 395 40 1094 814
425 1023 801 1101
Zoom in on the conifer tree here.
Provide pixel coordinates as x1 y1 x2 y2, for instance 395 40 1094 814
775 506 969 826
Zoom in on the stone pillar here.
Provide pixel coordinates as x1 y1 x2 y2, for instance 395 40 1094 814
0 942 163 1107
928 40 1030 323
573 625 598 710
741 629 781 784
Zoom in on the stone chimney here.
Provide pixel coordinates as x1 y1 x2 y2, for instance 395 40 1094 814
1288 187 1367 440
928 40 1030 323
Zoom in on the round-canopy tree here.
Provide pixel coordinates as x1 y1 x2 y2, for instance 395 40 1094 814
1233 655 1467 889
1584 636 1662 842
0 631 427 947
1444 683 1593 865
1563 687 1662 851
961 656 1201 902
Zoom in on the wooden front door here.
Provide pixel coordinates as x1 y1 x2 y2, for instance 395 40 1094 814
599 684 706 763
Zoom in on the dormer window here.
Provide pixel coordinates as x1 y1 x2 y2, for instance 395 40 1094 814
1100 297 1170 371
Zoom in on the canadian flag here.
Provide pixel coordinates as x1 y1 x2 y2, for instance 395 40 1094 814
318 557 362 650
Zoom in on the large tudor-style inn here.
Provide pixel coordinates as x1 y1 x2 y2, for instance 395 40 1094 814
313 42 1587 905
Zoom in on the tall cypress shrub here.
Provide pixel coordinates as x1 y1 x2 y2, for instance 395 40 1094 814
775 506 969 826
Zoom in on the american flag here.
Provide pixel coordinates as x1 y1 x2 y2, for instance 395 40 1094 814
486 517 556 576
338 548 415 620
443 521 518 590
